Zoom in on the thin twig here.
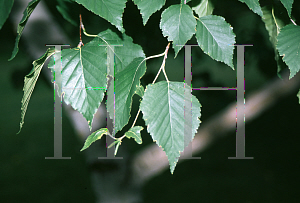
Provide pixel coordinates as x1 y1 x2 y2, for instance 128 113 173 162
152 43 170 83
119 43 171 140
290 18 297 25
77 14 84 48
272 7 280 34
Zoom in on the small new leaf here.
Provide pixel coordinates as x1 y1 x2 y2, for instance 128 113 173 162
135 85 144 98
125 126 143 144
107 139 122 156
80 128 108 151
108 140 119 148
115 141 121 156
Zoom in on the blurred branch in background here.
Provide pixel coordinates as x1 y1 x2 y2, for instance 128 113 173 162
131 68 300 185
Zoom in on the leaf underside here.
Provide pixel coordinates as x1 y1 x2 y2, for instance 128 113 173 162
140 81 201 174
125 126 143 144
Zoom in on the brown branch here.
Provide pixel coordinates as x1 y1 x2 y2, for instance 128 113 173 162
77 14 84 48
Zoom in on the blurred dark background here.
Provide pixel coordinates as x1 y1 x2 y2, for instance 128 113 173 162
1 0 300 202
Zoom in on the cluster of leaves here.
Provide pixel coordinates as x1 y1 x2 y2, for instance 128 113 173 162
1 0 299 174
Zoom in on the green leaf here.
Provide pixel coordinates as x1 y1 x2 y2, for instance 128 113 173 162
92 29 145 74
297 89 300 104
107 139 122 155
135 85 144 97
125 126 143 144
160 4 196 57
48 38 108 130
17 48 56 134
280 0 293 17
140 81 201 174
195 15 236 69
9 0 41 61
261 6 286 79
74 0 127 32
56 0 77 26
133 0 166 25
108 57 146 133
277 24 300 79
0 0 14 30
192 0 214 18
48 29 145 130
80 128 108 151
238 0 263 17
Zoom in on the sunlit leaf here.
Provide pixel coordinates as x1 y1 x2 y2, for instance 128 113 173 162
48 29 145 130
125 126 143 144
140 81 201 174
